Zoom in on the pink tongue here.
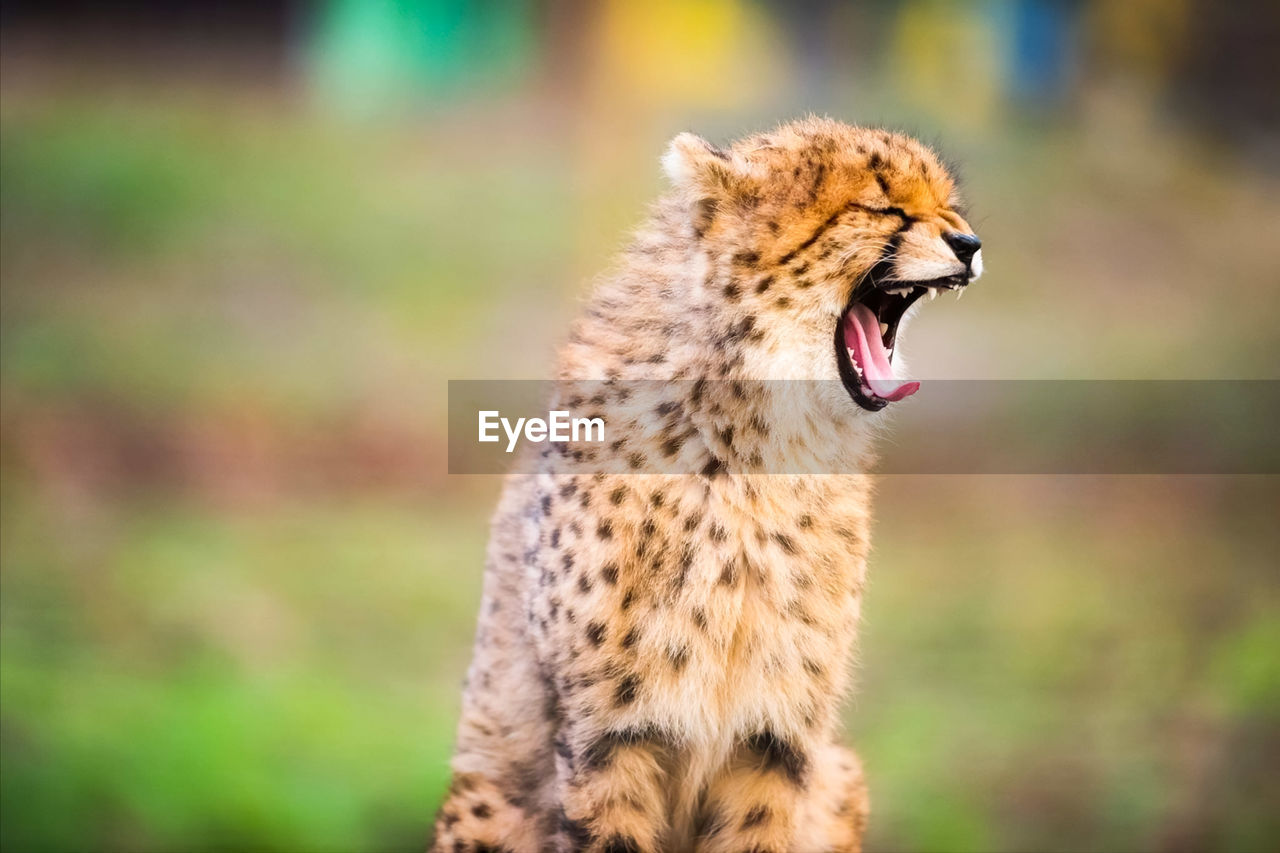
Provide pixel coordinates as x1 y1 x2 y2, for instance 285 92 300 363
844 304 920 402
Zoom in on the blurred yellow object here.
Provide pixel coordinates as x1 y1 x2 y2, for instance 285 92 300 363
591 0 783 108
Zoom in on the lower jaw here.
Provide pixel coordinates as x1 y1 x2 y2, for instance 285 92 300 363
833 318 889 412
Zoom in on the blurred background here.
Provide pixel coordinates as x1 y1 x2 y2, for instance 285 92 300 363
2 1 1278 850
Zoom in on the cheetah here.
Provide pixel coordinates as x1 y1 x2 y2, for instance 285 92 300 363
432 117 983 852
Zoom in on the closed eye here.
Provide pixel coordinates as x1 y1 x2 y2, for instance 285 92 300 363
849 202 912 221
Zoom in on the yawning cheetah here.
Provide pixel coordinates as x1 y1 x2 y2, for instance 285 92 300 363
433 117 983 852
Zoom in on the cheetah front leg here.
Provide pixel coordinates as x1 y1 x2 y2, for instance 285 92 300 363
793 744 869 853
696 732 867 853
549 721 674 852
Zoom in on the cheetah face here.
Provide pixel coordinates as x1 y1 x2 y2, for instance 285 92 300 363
837 214 983 412
663 119 982 412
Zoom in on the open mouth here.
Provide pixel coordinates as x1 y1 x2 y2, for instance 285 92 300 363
835 263 969 411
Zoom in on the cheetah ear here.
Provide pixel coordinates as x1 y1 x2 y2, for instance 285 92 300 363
661 132 755 198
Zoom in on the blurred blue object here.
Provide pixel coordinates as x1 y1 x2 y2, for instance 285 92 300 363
1003 0 1078 106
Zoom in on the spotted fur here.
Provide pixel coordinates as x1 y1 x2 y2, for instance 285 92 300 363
431 118 977 852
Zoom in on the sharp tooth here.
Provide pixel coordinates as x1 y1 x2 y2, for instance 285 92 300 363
879 322 888 336
929 289 937 301
956 288 964 300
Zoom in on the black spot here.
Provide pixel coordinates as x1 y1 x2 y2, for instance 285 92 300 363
621 588 636 610
601 563 619 585
774 296 792 309
701 456 724 477
586 621 606 646
876 172 891 195
540 495 552 515
709 524 727 543
668 645 689 672
718 560 738 586
723 282 740 300
471 801 493 819
558 809 594 846
745 730 809 786
723 315 757 345
597 520 613 540
615 674 641 706
559 482 577 498
661 436 683 457
582 725 662 770
673 545 694 588
563 553 575 571
610 486 628 505
810 162 827 199
691 608 708 631
755 275 774 294
798 514 813 528
773 533 798 555
683 513 703 532
649 490 665 508
577 573 592 594
655 400 678 416
868 151 884 170
733 249 760 267
627 452 645 470
601 836 641 853
741 805 769 829
622 626 640 648
550 528 561 548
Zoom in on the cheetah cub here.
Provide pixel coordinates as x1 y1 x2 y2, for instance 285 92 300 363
433 118 983 852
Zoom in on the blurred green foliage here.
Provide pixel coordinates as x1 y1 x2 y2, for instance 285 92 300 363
2 489 485 851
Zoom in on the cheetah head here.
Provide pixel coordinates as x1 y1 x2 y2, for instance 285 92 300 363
663 118 982 414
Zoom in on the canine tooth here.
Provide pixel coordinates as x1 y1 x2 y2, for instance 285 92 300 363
879 322 888 336
929 289 937 301
956 288 964 300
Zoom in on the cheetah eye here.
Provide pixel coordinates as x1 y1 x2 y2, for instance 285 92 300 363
855 204 910 221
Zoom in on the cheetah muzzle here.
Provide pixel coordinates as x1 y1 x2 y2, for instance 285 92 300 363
837 233 983 411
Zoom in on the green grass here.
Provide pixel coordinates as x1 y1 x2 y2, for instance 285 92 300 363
1 484 489 851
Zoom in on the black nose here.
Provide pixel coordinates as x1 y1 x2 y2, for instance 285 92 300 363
943 232 982 266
